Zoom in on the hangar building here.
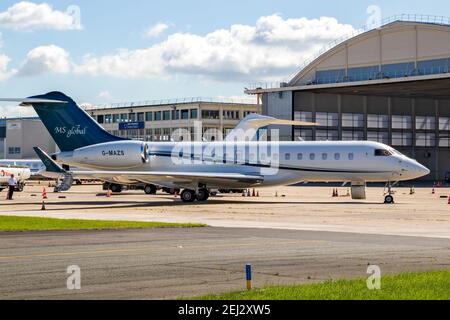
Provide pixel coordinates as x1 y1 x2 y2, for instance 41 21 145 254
246 16 450 181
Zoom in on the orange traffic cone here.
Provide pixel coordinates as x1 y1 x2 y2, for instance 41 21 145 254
42 187 48 200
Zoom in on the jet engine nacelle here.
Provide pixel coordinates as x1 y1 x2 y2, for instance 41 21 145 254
72 141 149 169
351 183 367 200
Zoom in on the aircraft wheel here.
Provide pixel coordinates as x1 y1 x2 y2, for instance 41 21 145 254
196 189 210 202
384 195 394 204
181 190 196 203
144 184 157 195
110 184 123 193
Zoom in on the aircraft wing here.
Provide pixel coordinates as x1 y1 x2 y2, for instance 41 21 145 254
34 146 263 187
72 171 264 187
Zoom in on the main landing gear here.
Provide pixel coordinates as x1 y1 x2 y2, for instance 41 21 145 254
384 182 395 204
180 189 210 203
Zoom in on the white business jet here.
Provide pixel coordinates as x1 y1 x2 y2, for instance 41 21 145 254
1 92 429 204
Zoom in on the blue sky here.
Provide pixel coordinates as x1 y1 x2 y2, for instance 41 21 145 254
0 0 449 116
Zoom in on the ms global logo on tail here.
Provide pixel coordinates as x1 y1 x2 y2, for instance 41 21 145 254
54 125 87 138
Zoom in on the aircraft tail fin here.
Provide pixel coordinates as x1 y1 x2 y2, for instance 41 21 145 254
1 92 125 152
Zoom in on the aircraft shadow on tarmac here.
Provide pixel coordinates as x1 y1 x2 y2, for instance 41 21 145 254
4 197 386 212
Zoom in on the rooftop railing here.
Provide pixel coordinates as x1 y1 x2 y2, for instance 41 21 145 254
84 96 257 111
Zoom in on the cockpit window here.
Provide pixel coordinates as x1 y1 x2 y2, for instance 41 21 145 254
375 149 392 157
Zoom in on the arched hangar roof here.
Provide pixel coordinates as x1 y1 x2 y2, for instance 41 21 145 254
289 20 450 87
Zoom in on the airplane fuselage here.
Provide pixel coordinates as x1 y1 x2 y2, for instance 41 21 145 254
54 140 429 189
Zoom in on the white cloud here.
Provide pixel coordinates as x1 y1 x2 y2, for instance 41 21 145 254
74 14 357 81
145 22 170 38
0 105 37 118
0 1 82 31
18 45 71 76
98 90 112 99
0 54 17 81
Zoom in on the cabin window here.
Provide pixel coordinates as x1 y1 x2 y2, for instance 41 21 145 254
334 153 341 160
309 153 315 161
297 153 303 160
322 153 328 160
285 153 291 161
375 149 392 157
348 153 354 160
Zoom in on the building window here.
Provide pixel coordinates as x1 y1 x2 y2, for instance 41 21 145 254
163 111 171 121
104 114 112 124
223 110 239 120
172 110 180 120
120 113 128 123
392 115 412 129
416 133 436 147
97 115 104 124
367 131 389 144
439 117 450 131
368 114 389 129
113 114 120 123
145 112 153 122
154 111 162 121
181 110 189 120
190 109 198 119
416 116 435 130
8 147 21 155
202 110 220 119
137 112 145 122
342 131 364 141
129 113 136 122
316 130 339 141
294 111 313 122
316 112 338 127
439 137 450 147
392 132 412 146
294 129 313 141
342 113 364 128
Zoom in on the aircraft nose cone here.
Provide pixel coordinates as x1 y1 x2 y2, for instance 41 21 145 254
409 161 430 178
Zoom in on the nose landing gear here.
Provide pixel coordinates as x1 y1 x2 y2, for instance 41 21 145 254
384 182 396 204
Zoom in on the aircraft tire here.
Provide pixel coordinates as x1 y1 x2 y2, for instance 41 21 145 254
144 184 157 195
181 190 196 203
196 189 210 202
384 195 394 204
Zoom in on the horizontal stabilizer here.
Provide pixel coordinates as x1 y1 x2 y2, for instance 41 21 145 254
33 147 66 174
0 98 67 104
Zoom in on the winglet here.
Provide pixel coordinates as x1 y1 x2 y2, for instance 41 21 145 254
225 114 319 141
33 147 66 174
